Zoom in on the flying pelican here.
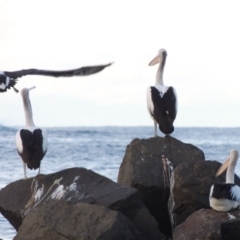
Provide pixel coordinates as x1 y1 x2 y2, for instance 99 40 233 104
0 63 112 93
147 49 177 137
209 149 240 211
15 86 47 179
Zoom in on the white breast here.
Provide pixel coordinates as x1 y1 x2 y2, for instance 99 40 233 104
210 197 240 211
15 130 23 153
154 85 169 98
147 87 154 116
42 130 48 153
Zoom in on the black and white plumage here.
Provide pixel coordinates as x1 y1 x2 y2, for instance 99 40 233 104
15 86 47 179
209 149 240 211
147 49 177 136
0 63 112 93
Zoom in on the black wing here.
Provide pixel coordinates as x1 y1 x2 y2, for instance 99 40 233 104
151 86 177 134
4 63 113 79
211 183 238 201
1 62 113 93
0 74 18 93
162 87 177 120
19 129 46 170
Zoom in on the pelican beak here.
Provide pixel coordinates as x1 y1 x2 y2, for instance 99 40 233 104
215 157 230 177
148 55 160 66
28 86 36 91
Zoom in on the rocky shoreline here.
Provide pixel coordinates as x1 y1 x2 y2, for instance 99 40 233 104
0 135 239 239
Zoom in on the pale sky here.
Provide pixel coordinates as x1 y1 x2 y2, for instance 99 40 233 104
0 0 240 127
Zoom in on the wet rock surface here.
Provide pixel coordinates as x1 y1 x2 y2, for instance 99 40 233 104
117 136 205 238
14 201 147 240
169 160 240 229
0 167 165 240
173 208 240 240
221 218 240 240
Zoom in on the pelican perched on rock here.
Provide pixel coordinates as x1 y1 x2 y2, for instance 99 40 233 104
15 86 47 179
209 149 240 211
0 63 112 93
147 49 177 137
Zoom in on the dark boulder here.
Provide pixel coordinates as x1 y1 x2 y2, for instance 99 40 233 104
221 218 240 240
173 208 240 240
14 201 146 240
117 136 205 238
0 167 166 240
169 160 240 229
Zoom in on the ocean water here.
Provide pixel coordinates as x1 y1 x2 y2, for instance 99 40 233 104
0 126 240 239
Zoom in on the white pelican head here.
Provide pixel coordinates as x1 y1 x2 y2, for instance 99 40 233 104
149 48 167 66
216 149 239 177
20 86 36 97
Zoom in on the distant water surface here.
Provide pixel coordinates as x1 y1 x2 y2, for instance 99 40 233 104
0 126 239 239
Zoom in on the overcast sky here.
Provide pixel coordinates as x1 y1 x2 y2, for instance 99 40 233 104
0 0 239 127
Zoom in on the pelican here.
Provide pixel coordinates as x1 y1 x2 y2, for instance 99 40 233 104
15 86 47 179
147 49 177 137
209 149 240 211
0 63 112 93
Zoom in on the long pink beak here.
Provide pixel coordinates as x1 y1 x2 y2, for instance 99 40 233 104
215 157 230 177
28 86 36 91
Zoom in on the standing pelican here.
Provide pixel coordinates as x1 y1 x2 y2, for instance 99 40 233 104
147 49 177 137
15 86 47 179
209 149 240 211
0 62 112 93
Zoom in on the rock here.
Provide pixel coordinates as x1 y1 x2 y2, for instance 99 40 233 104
14 201 146 240
117 136 205 238
0 167 166 240
169 160 240 229
173 208 240 240
221 219 240 240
